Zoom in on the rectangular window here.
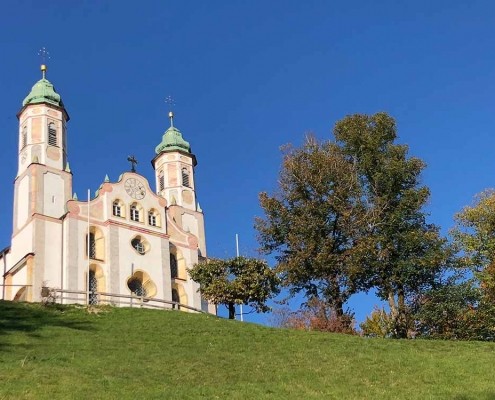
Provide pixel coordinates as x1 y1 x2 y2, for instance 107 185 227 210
113 204 121 217
130 207 139 222
149 214 156 226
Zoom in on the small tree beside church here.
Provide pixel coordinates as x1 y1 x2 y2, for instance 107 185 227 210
188 256 279 319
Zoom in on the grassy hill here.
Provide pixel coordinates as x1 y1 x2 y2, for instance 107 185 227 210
0 301 494 400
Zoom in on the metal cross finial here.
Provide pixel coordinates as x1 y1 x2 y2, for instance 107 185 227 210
127 155 138 173
38 47 50 79
165 95 175 128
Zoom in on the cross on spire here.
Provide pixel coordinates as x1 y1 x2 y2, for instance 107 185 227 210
38 47 50 79
127 155 138 173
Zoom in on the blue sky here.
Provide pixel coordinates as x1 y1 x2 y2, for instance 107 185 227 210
1 1 495 324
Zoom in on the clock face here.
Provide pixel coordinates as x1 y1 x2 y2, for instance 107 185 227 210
125 178 146 200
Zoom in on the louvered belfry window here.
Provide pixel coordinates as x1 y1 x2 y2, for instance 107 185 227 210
22 126 27 148
159 171 165 191
48 123 57 146
181 168 190 187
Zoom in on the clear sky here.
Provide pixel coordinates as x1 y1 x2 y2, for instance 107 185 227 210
1 1 494 324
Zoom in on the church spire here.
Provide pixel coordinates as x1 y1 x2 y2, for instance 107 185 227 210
155 110 191 154
21 48 68 113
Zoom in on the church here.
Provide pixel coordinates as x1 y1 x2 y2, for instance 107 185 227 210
0 64 214 314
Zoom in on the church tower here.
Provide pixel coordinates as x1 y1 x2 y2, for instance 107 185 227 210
15 64 72 222
152 112 197 211
152 110 207 259
9 64 72 301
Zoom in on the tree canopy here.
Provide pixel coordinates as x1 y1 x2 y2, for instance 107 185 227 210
451 189 495 301
188 256 279 319
255 135 369 316
256 113 452 337
334 112 452 337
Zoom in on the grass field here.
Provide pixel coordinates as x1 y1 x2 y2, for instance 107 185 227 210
0 301 494 400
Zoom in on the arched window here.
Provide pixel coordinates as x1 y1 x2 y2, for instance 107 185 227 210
171 288 180 309
88 232 96 259
89 270 98 305
170 254 178 279
14 286 28 302
130 203 142 222
169 244 187 280
148 209 160 227
87 264 106 305
171 284 187 310
113 199 124 217
48 122 57 146
127 270 157 298
86 226 105 261
158 170 165 192
21 126 27 149
182 168 190 187
128 277 146 297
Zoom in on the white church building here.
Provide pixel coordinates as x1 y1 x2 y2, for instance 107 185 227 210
0 64 214 314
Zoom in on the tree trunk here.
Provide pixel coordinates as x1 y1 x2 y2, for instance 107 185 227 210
388 289 407 339
396 286 408 339
388 291 397 318
228 303 236 319
334 298 344 317
330 277 344 316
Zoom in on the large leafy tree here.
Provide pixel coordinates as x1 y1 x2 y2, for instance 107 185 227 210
448 189 495 341
334 113 451 337
451 190 495 301
188 256 279 319
255 136 370 316
257 113 450 337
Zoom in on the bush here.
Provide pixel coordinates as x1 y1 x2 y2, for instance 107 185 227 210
273 298 356 334
360 307 395 338
413 281 495 341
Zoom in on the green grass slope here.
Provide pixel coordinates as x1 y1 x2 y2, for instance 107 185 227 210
0 301 494 400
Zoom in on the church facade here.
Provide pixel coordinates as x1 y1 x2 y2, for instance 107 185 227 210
0 65 214 314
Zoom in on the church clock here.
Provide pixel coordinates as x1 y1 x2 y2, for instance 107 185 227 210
125 178 146 200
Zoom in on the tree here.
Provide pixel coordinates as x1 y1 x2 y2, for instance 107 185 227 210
451 190 495 301
188 256 279 319
255 135 370 316
334 112 451 338
257 113 450 337
439 189 495 340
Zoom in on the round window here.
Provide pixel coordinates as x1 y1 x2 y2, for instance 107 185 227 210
131 236 149 255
